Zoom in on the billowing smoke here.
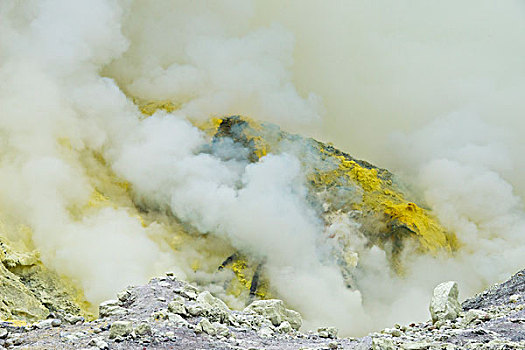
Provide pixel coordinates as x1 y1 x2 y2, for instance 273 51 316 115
1 0 524 337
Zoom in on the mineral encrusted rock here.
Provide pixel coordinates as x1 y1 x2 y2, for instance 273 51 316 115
244 299 302 330
318 326 338 339
429 281 461 323
195 291 230 322
109 320 133 339
195 318 216 336
0 236 89 322
167 297 187 316
99 299 127 318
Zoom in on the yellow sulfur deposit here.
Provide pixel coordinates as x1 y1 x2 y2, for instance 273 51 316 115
0 233 92 321
137 100 179 116
310 146 458 256
211 116 458 276
129 103 458 292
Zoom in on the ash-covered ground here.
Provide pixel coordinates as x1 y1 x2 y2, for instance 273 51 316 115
2 269 524 350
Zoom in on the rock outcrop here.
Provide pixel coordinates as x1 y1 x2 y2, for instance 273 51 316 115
0 236 90 322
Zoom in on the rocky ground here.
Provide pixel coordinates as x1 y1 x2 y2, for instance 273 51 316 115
1 270 524 350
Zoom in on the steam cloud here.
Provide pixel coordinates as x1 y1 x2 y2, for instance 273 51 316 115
1 0 524 336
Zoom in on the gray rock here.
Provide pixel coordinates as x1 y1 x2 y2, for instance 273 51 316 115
99 300 127 318
257 326 274 338
244 299 302 330
109 321 133 339
88 337 109 350
196 291 231 323
64 313 85 324
430 281 461 323
35 319 55 329
195 318 216 336
187 303 205 316
168 297 188 316
0 328 7 339
400 342 432 350
461 309 489 326
165 331 175 338
318 326 338 339
372 337 396 350
214 322 231 337
168 313 190 327
328 341 339 349
117 289 134 303
277 320 292 333
382 328 402 337
177 284 199 300
134 322 151 336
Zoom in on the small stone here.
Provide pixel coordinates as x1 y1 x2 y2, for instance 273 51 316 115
277 321 292 333
51 319 62 327
88 337 109 350
509 294 520 303
12 336 23 346
109 321 133 339
257 326 274 338
461 309 490 326
0 328 8 339
383 328 401 337
328 341 339 349
151 310 168 321
64 314 85 325
168 298 188 316
187 303 205 317
99 300 127 318
214 322 231 337
372 337 396 350
135 322 151 336
168 313 189 326
433 320 444 329
117 290 133 303
401 342 432 350
195 318 216 336
35 319 55 329
177 284 199 300
317 326 338 339
429 281 461 323
165 331 175 338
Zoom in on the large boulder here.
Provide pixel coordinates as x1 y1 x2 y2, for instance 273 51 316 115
429 281 461 323
244 299 302 330
195 291 230 323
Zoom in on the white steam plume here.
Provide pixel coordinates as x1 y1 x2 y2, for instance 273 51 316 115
1 0 525 338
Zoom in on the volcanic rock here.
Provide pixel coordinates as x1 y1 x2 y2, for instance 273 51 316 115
109 321 133 339
430 281 461 323
244 299 302 330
